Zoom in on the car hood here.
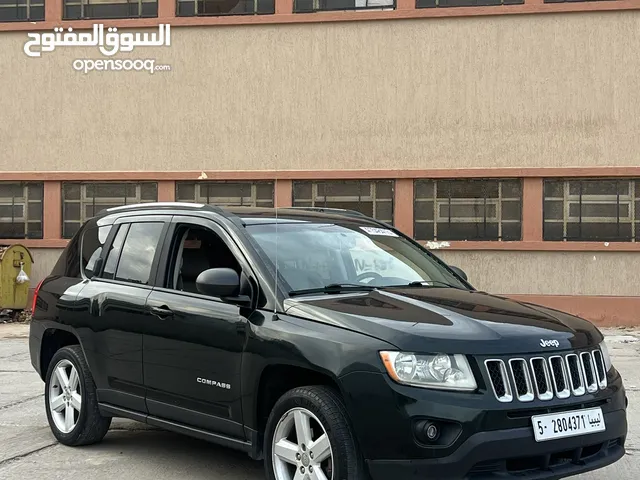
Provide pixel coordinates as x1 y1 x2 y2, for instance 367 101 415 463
283 288 604 355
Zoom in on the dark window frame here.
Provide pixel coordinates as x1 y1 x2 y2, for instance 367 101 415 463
293 0 394 13
175 180 275 208
0 0 45 22
0 181 44 240
292 179 395 225
176 0 274 16
416 0 521 7
62 181 158 239
413 178 523 242
543 178 639 242
63 0 157 20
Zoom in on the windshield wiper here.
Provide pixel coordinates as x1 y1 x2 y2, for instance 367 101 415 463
288 283 378 297
388 280 467 290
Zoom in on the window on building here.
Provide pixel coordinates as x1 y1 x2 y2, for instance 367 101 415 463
177 0 274 16
293 180 394 224
414 179 522 241
543 179 640 242
416 0 520 6
0 182 43 239
63 0 157 19
0 0 44 21
114 222 164 285
62 182 158 239
294 0 392 12
544 0 610 3
176 181 274 207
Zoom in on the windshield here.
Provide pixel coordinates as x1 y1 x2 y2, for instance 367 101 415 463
246 222 468 293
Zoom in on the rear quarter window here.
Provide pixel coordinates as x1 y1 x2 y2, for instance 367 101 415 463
81 225 112 278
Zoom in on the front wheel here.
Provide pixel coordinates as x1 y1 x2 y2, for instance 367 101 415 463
44 345 111 446
264 385 366 480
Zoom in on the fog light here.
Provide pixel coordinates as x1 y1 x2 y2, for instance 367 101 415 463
425 422 440 441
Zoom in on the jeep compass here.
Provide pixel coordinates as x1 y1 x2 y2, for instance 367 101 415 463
29 202 627 479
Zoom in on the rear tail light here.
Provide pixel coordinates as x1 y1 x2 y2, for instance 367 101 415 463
31 278 44 313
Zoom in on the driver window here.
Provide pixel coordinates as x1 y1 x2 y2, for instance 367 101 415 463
168 225 241 295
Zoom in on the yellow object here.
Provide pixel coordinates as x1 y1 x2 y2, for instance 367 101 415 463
0 244 34 310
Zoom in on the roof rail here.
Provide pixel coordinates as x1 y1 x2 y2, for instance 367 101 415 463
284 207 369 219
97 202 247 226
96 201 234 217
109 201 254 226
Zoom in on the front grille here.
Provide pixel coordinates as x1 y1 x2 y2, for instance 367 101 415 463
485 348 608 403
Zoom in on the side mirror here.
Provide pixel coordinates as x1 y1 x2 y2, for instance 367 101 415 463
196 268 240 298
449 266 468 282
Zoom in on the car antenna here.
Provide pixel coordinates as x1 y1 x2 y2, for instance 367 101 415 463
272 176 279 321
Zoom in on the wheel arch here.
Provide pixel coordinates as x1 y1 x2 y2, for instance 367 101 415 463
254 363 345 438
40 327 82 381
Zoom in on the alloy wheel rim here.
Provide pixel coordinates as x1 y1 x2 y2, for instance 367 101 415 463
48 359 82 434
272 407 334 480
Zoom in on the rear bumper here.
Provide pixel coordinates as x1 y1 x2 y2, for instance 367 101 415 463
366 408 627 480
28 319 45 378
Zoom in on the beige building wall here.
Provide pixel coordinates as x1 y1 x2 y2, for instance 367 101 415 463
437 251 640 296
1 11 640 172
30 249 64 284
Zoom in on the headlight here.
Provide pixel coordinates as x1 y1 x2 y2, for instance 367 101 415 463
379 351 477 391
600 341 613 372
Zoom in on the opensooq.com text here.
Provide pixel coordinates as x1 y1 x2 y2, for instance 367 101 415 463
72 58 171 74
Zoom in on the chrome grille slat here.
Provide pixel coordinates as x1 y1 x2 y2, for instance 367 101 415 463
485 349 607 403
566 354 586 396
508 358 534 402
548 356 570 399
592 350 608 389
530 357 553 401
581 351 598 393
485 359 513 403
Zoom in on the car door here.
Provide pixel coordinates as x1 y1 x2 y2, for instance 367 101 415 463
143 215 254 440
75 214 170 412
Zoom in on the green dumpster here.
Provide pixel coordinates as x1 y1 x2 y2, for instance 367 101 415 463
0 244 33 310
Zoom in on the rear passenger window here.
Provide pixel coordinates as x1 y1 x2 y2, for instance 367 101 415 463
102 225 129 280
81 225 112 278
114 222 164 285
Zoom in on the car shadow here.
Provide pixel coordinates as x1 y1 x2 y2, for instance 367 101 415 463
76 422 265 479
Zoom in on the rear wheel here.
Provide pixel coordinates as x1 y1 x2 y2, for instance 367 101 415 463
44 345 111 446
264 385 366 480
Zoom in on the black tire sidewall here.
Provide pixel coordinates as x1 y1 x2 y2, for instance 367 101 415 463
44 347 89 444
264 387 356 480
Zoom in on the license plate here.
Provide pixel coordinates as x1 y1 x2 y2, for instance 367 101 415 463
532 407 606 442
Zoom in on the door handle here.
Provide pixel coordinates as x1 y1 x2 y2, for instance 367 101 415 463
150 305 173 319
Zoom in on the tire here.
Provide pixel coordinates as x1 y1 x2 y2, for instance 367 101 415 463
264 385 366 480
44 345 112 446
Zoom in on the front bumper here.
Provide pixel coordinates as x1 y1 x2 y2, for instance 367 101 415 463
367 409 626 479
339 370 627 480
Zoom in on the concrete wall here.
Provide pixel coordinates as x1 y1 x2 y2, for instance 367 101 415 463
29 249 63 284
436 251 640 296
1 11 640 172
